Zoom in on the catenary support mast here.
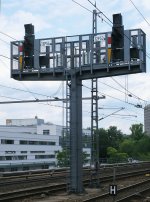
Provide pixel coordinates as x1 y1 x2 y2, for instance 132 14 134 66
91 9 99 168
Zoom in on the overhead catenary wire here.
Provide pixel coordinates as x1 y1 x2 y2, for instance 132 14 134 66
0 55 65 101
20 82 38 100
83 82 145 121
82 83 145 109
98 80 129 96
86 0 112 24
129 0 150 27
72 0 92 13
111 77 148 104
99 107 125 121
99 77 148 108
72 0 112 26
0 83 53 98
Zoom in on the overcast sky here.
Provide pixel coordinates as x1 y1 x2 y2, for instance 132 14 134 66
0 0 150 134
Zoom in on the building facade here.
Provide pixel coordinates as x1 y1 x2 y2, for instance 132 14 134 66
0 117 91 172
144 104 150 135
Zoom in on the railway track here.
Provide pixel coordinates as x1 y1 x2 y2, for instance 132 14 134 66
0 169 149 202
0 162 149 186
0 167 149 193
83 179 150 202
1 161 149 180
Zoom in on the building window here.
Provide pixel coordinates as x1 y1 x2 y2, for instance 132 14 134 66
0 168 4 172
0 155 27 161
1 139 14 144
11 167 18 172
29 141 36 145
5 151 16 154
49 142 56 145
43 130 50 135
42 165 49 169
20 140 28 145
5 156 12 160
23 166 29 171
35 155 55 159
21 151 27 154
19 140 56 146
18 156 27 160
0 156 5 161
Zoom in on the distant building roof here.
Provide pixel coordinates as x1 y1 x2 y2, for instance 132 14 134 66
6 117 44 126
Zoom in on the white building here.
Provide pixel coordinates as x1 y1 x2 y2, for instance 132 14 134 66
0 117 91 172
144 104 150 135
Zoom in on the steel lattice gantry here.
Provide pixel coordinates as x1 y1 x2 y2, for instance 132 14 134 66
11 29 146 193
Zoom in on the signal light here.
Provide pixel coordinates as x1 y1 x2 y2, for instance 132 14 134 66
112 26 124 49
113 13 123 26
130 48 139 60
24 24 34 36
23 24 35 69
39 56 49 68
111 14 124 62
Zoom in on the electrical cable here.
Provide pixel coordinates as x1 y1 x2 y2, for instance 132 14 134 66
0 54 11 60
129 0 150 27
72 0 112 26
20 82 38 100
0 83 51 98
99 107 124 121
98 80 128 95
87 0 113 24
82 83 144 108
72 0 92 13
111 77 148 103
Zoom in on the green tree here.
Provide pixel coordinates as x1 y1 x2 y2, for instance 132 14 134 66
97 128 109 158
119 139 135 157
130 123 145 141
56 149 89 167
107 147 128 163
107 126 124 149
56 149 69 167
107 147 117 156
97 126 124 159
136 135 150 154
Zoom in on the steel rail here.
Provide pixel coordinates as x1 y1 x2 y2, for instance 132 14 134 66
0 169 149 201
83 179 150 202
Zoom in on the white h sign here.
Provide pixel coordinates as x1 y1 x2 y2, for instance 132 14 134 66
109 185 117 195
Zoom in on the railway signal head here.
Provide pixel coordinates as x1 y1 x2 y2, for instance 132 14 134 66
23 24 35 68
111 13 124 62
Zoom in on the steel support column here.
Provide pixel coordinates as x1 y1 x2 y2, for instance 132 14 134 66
69 71 83 193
